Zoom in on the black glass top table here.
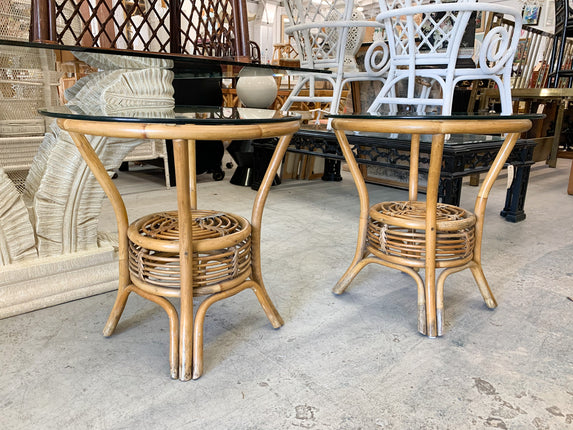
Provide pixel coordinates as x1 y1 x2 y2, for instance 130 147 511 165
1 37 316 183
251 119 539 222
39 105 300 381
324 113 540 339
0 38 320 78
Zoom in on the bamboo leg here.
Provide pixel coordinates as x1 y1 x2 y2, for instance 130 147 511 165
131 286 180 379
424 134 445 338
409 134 420 201
173 139 194 382
362 257 427 335
469 263 497 309
66 128 131 337
102 288 131 337
250 280 284 328
191 282 254 379
468 132 519 312
332 129 371 295
333 258 373 296
436 264 471 336
251 134 293 287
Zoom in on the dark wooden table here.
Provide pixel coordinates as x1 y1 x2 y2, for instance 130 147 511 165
252 126 536 222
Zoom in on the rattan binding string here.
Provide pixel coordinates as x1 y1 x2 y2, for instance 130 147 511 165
128 210 252 295
367 201 477 266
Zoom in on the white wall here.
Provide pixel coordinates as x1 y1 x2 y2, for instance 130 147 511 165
247 0 282 64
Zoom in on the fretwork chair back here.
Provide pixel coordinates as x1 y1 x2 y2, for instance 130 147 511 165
281 0 388 125
367 0 522 115
547 0 573 88
331 116 533 337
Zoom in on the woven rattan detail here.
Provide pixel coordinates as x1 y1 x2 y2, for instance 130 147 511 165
367 201 476 265
128 210 251 295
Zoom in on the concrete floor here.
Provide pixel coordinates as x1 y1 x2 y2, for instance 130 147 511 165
1 159 572 429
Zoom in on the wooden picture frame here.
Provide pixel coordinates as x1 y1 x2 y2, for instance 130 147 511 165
522 6 541 26
513 38 530 65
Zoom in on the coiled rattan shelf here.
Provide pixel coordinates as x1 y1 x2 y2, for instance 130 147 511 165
128 210 252 296
367 201 476 268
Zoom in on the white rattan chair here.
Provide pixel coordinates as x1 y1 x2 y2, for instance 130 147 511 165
281 0 388 124
367 0 522 115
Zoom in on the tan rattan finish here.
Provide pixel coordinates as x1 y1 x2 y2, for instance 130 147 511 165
367 201 476 268
128 210 252 295
57 116 299 381
331 117 532 338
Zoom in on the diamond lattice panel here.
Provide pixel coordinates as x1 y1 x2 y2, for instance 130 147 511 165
55 0 171 51
179 0 235 56
52 0 244 57
388 1 461 55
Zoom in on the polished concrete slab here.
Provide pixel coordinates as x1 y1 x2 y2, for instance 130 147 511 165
1 160 572 429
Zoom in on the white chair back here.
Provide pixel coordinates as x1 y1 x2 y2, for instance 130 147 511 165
285 0 354 72
368 0 522 114
281 0 387 124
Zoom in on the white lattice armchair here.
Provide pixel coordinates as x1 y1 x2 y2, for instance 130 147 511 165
367 0 522 115
281 0 388 123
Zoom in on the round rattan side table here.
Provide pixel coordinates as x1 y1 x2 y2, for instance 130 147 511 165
41 106 300 381
328 114 536 338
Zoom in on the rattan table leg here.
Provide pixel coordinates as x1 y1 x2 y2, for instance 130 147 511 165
66 128 132 337
131 285 180 379
423 134 445 338
173 138 195 381
332 129 370 295
250 133 291 328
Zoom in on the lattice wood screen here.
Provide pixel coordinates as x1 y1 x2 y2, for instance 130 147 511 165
30 0 257 61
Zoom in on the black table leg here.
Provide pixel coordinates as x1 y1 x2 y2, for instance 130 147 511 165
500 163 531 222
439 177 462 206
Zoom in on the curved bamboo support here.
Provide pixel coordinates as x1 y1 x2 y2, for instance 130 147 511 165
192 281 258 379
191 277 285 379
251 133 294 285
472 131 521 263
331 129 370 295
66 128 132 336
333 257 373 295
469 263 497 309
250 281 284 329
129 285 180 380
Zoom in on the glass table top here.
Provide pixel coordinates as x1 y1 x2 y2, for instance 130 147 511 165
327 112 545 121
0 38 317 79
322 112 544 145
39 105 301 125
